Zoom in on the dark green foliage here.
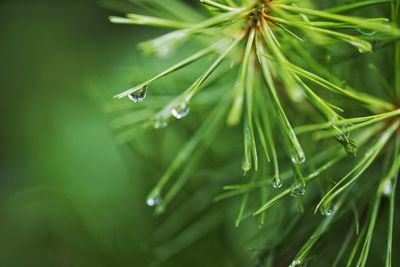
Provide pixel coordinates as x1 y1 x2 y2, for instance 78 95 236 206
108 0 400 266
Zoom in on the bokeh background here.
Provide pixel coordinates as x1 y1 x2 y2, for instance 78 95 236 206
0 1 252 266
1 1 168 266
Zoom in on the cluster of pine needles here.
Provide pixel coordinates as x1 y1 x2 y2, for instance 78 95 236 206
105 0 400 266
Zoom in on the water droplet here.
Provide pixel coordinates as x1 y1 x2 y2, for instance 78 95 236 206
349 40 372 54
291 183 306 197
383 180 393 197
291 151 306 165
146 193 162 207
322 208 334 217
292 86 304 103
153 120 168 129
272 177 282 189
336 134 346 142
171 102 189 119
289 260 304 267
356 27 377 36
153 116 168 129
128 86 147 103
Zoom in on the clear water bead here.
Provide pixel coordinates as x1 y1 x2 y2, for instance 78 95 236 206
291 183 306 197
323 208 334 217
291 152 306 165
171 102 189 119
272 177 282 189
128 86 147 103
349 40 372 54
289 260 304 267
356 27 377 36
146 193 162 207
153 119 168 129
383 180 393 197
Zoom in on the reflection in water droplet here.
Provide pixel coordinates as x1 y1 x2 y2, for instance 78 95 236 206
153 115 169 129
323 208 334 217
128 86 147 103
146 193 162 207
336 134 345 142
291 183 306 197
289 260 304 267
272 177 282 189
356 27 377 36
292 86 304 103
383 180 393 197
291 151 306 165
171 102 189 119
349 40 372 54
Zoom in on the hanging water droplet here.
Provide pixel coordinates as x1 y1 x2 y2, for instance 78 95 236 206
356 27 377 36
322 208 334 217
289 260 304 267
291 183 306 197
272 177 282 189
349 40 372 54
383 180 393 197
153 120 168 129
146 193 162 207
292 86 304 103
171 102 189 119
128 86 147 103
336 134 346 142
291 151 306 165
153 116 169 129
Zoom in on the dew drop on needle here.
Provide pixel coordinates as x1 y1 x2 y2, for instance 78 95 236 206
272 177 282 189
383 180 393 197
128 85 147 103
153 119 168 129
356 27 377 36
172 102 189 119
146 193 162 207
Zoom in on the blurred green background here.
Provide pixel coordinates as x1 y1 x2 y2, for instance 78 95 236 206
0 1 249 266
0 1 161 266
